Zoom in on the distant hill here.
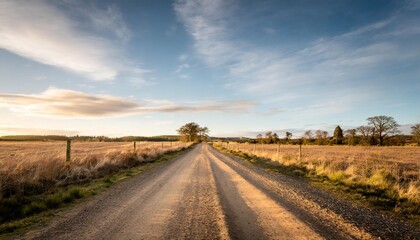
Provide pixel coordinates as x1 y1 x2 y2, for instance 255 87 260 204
0 135 70 141
0 135 180 142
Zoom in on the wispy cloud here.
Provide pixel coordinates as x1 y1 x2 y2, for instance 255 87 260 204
85 4 132 42
0 0 137 81
0 127 79 136
0 88 257 117
175 0 420 94
174 0 239 67
173 54 193 79
174 63 191 79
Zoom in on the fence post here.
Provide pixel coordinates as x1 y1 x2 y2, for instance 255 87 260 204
133 141 136 152
299 144 302 161
66 140 71 162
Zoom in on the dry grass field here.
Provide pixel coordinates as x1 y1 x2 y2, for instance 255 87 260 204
0 141 191 200
215 142 420 205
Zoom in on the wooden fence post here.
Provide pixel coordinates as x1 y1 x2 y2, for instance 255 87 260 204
133 141 136 152
299 144 302 161
66 140 71 162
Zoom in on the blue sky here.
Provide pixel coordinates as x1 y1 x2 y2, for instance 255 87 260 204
0 0 419 137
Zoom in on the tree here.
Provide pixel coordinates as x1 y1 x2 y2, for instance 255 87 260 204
256 134 263 144
177 122 203 142
367 116 400 146
345 129 357 146
411 124 420 146
357 125 375 145
272 133 279 144
199 127 210 142
303 130 313 144
265 131 274 144
285 132 292 143
315 130 328 145
333 126 343 144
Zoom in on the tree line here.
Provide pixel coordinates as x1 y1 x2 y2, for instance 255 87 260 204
254 116 420 146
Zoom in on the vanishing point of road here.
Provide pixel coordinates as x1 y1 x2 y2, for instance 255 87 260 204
20 144 419 240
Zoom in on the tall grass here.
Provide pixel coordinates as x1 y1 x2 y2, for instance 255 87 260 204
0 141 191 200
215 142 420 210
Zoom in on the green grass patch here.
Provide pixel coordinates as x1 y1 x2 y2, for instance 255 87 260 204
0 146 193 236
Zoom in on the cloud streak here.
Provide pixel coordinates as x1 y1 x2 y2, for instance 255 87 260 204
175 0 420 94
0 0 134 80
0 127 79 136
0 88 256 117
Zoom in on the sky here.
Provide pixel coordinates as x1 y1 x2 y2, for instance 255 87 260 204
0 0 419 138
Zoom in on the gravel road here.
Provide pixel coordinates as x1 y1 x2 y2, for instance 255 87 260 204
19 143 419 240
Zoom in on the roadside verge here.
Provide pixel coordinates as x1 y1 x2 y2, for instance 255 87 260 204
212 144 419 228
0 145 194 236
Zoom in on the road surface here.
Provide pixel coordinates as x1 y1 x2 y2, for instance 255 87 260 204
20 144 418 239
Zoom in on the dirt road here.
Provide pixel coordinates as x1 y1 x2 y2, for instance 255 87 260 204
20 144 418 239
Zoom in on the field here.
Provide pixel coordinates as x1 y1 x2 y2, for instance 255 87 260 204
214 142 420 206
0 141 191 200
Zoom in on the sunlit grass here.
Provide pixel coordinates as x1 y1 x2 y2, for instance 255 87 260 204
0 143 192 234
214 142 420 218
0 141 191 200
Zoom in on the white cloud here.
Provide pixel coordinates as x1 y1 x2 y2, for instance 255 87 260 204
178 54 189 62
174 0 239 67
263 27 276 35
175 63 190 74
0 0 137 81
87 4 132 42
175 0 420 95
174 54 193 79
0 88 257 117
0 127 79 136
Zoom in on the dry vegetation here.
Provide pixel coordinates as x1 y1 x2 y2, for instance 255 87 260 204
0 141 191 200
214 142 420 210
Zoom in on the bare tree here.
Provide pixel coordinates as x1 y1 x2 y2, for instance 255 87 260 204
367 116 400 146
411 124 420 146
285 132 292 142
256 134 263 144
357 125 375 145
345 129 357 146
303 130 313 144
315 130 329 145
265 131 273 144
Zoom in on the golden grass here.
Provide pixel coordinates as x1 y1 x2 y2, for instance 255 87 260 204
216 142 420 204
0 141 191 199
